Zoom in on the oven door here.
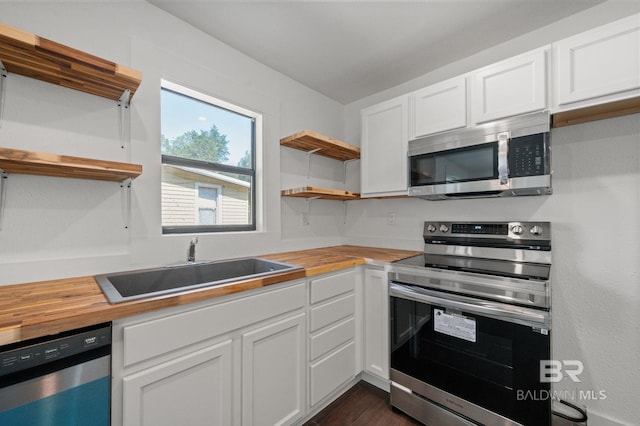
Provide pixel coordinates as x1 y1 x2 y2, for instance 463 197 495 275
389 282 551 426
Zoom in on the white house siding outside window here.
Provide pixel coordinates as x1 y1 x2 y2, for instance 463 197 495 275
160 80 258 234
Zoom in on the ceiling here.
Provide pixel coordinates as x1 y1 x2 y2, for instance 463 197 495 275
147 0 604 104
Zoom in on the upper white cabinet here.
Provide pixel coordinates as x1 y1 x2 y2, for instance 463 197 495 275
472 47 548 124
361 95 409 198
554 13 640 108
410 76 467 139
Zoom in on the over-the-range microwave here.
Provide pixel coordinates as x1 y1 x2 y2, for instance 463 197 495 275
408 111 551 200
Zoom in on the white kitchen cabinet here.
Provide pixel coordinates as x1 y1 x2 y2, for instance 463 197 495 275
410 76 467 139
360 95 409 197
308 269 357 407
112 281 306 426
554 13 640 108
242 314 306 426
363 267 389 384
472 47 548 124
122 340 233 426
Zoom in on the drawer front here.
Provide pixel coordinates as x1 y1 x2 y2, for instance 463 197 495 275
310 317 355 361
310 269 356 305
122 282 305 367
310 293 355 333
309 341 356 407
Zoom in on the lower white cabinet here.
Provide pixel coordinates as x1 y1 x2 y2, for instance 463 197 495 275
363 267 389 381
242 313 306 426
122 340 233 426
308 269 357 408
112 266 384 426
112 281 306 426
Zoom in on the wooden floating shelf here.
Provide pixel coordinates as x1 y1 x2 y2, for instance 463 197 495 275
0 22 142 101
280 130 360 161
552 96 640 128
0 147 142 182
281 187 360 201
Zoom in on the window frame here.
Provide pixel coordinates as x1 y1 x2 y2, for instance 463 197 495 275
160 80 258 234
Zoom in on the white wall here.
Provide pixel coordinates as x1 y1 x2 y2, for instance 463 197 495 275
0 1 347 284
343 3 640 425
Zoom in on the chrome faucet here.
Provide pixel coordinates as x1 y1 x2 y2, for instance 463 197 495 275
187 237 198 263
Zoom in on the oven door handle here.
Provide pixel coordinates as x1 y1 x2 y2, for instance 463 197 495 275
390 282 550 328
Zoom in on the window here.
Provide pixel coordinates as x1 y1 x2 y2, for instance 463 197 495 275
161 80 258 233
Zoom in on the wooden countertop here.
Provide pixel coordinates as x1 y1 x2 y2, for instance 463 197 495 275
0 245 420 346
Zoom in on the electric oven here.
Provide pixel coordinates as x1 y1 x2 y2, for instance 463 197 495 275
389 221 552 426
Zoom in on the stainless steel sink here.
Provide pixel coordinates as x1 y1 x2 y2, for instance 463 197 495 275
95 257 302 304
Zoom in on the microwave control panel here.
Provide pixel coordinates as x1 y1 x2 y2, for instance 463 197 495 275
508 133 549 177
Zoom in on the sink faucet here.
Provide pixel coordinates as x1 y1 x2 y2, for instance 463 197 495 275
187 237 198 263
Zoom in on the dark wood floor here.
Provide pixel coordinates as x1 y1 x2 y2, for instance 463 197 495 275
304 381 422 426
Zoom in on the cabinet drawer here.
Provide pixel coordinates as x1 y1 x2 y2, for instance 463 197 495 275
122 282 305 367
310 269 356 304
309 341 356 407
310 317 355 361
310 293 355 333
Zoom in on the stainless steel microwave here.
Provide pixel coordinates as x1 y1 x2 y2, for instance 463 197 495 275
408 111 551 200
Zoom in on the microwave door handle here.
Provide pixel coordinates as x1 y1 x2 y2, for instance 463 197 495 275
389 282 549 328
497 131 510 185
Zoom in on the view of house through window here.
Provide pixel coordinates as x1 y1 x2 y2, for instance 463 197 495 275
161 80 258 233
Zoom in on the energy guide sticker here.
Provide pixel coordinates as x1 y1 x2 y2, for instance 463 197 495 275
434 309 476 342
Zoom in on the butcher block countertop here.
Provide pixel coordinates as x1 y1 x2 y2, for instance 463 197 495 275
0 245 420 346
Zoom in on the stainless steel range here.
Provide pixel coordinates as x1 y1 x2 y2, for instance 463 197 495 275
389 221 552 426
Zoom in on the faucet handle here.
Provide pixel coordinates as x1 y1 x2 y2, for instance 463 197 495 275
187 237 198 263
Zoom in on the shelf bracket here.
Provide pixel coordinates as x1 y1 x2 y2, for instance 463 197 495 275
343 201 348 225
303 196 321 226
0 169 7 231
305 148 322 180
120 178 132 229
118 89 131 150
0 59 7 128
342 159 358 190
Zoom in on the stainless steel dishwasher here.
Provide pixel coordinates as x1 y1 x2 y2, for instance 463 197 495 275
0 322 111 426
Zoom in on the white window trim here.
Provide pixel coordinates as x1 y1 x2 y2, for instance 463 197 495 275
160 78 262 234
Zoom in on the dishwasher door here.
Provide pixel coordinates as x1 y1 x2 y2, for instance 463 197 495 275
0 323 111 426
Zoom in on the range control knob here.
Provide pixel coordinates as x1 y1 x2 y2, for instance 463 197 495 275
426 224 437 233
530 225 544 236
511 225 524 235
439 224 450 233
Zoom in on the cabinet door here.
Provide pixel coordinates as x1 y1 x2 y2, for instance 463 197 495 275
555 13 640 106
122 340 233 426
411 76 467 139
361 95 409 197
363 268 389 380
473 47 547 124
242 313 306 426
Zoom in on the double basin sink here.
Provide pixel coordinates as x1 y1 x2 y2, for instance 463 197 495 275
95 257 302 304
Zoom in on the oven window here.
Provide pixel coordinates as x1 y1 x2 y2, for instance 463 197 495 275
390 295 550 425
410 142 498 186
